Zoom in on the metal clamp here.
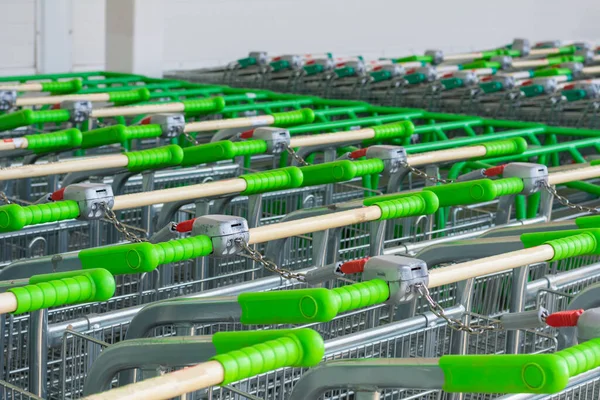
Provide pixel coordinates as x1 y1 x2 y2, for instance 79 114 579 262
302 262 345 286
414 66 438 82
63 183 115 220
530 78 559 94
502 162 548 195
491 56 513 70
0 90 16 111
452 71 478 86
252 127 291 154
149 113 186 138
362 255 429 304
491 74 516 90
424 49 443 65
573 82 600 99
512 38 531 57
378 64 405 77
365 145 407 174
248 51 268 65
62 100 93 123
498 308 549 330
191 215 249 257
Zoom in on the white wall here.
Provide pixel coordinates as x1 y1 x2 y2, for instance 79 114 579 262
0 0 599 76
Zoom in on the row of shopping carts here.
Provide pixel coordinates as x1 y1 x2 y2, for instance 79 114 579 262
166 39 600 129
1 68 600 400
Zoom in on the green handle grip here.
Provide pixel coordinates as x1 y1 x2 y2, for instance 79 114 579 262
239 167 304 195
0 201 80 233
238 279 389 325
0 109 71 132
304 64 325 76
124 145 184 172
181 140 268 167
370 70 393 82
271 108 315 126
181 96 226 115
7 269 115 314
212 329 324 385
370 192 440 220
441 78 464 90
299 159 385 187
236 57 257 68
404 72 427 85
423 179 497 207
80 124 163 149
491 177 525 197
481 137 528 157
575 215 600 229
335 66 356 78
441 338 600 394
479 81 504 94
270 59 291 72
533 68 572 78
562 89 587 102
78 235 213 275
24 128 82 153
40 79 82 94
108 88 151 105
521 84 545 98
370 121 415 141
520 229 600 260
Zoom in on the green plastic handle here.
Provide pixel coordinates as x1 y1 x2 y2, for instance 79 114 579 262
481 137 528 157
533 68 572 78
40 79 82 94
520 229 600 260
271 108 315 126
108 88 151 105
335 66 356 78
441 78 465 90
80 124 163 149
299 159 385 187
212 328 324 385
575 215 600 229
441 338 600 394
24 128 82 153
479 81 504 94
521 84 545 98
0 201 80 233
491 177 525 196
370 121 415 142
239 167 304 195
77 235 213 275
423 179 497 207
462 61 501 70
0 109 71 132
180 140 268 167
124 145 184 172
404 72 427 85
562 89 587 102
369 192 440 220
270 59 291 72
238 279 389 325
7 269 115 314
181 96 226 115
370 70 393 82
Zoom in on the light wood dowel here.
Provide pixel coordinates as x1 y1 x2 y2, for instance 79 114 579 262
547 165 600 185
512 59 549 68
529 48 559 56
443 52 482 62
248 206 382 244
0 138 26 151
0 83 43 92
407 145 487 167
582 66 600 75
91 103 185 118
289 128 375 148
112 178 247 210
0 154 128 181
16 93 110 107
183 115 275 133
0 292 18 315
81 360 225 400
428 245 555 288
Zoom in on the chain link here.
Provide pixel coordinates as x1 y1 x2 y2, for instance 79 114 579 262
401 162 454 184
285 145 309 166
101 203 147 243
0 191 10 204
541 181 600 214
414 283 502 334
235 238 307 282
182 131 200 145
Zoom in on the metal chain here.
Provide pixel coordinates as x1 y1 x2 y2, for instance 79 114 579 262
414 283 502 334
235 238 307 282
101 203 147 243
541 181 600 214
0 191 10 204
182 131 200 145
401 162 454 184
285 145 309 166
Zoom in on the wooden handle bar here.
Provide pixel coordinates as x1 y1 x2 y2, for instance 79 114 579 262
91 103 185 118
408 145 487 167
428 245 555 288
183 115 275 133
511 59 549 69
529 48 559 56
16 93 110 107
0 138 26 151
289 128 375 148
81 360 224 400
0 154 128 181
0 292 18 315
248 206 382 244
111 178 247 210
443 52 483 62
0 83 43 92
547 165 600 185
582 66 600 75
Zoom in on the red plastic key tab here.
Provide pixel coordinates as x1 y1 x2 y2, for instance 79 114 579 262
50 104 61 110
140 116 152 125
348 148 368 159
239 130 254 139
339 257 369 274
175 218 196 233
545 309 584 327
50 188 66 201
483 164 507 177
